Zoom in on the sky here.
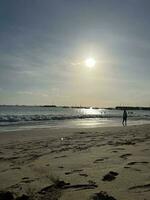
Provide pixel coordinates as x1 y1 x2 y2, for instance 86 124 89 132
0 0 150 107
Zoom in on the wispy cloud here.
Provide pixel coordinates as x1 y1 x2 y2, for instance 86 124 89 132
16 70 38 77
17 91 49 97
17 91 33 95
71 62 82 66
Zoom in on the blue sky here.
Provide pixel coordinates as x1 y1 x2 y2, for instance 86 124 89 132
0 0 150 106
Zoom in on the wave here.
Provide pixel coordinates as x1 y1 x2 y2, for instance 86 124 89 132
0 113 150 125
0 114 110 123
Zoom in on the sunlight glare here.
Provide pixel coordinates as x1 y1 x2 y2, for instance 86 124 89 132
85 58 96 68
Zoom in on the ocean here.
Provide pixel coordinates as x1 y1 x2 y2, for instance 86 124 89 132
0 106 150 132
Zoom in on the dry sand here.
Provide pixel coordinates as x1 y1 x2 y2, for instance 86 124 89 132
0 124 150 200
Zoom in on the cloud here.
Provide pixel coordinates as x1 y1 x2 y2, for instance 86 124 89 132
17 91 49 97
70 58 114 67
71 62 82 66
16 70 38 77
17 91 33 95
41 93 49 97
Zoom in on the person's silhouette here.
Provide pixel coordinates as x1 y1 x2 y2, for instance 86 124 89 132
122 109 127 126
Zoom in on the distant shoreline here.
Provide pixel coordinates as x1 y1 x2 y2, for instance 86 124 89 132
0 105 150 110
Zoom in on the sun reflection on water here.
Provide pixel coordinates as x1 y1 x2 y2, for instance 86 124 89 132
81 107 103 115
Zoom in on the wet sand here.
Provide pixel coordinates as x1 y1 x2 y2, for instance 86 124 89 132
0 124 150 200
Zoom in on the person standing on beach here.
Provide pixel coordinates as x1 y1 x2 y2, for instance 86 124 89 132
122 109 127 126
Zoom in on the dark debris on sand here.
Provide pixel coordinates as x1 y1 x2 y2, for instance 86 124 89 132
1 180 117 200
15 195 29 200
102 171 119 181
0 191 14 200
91 191 117 200
0 192 29 200
39 180 98 193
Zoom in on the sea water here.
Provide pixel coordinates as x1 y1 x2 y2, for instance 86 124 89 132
0 106 150 132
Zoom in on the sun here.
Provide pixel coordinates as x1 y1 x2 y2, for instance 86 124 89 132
85 57 96 68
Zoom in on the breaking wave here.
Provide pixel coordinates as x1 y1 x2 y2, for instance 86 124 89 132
0 113 150 126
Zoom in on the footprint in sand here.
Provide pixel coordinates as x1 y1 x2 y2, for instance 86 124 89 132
124 166 141 171
127 161 149 165
22 177 29 180
93 157 108 164
65 169 83 175
91 191 117 200
120 153 132 159
21 179 35 183
102 171 119 181
58 166 64 169
11 167 21 170
54 155 67 159
79 173 88 177
128 183 150 192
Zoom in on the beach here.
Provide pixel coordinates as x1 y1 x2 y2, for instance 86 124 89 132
0 124 150 200
1 0 150 199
